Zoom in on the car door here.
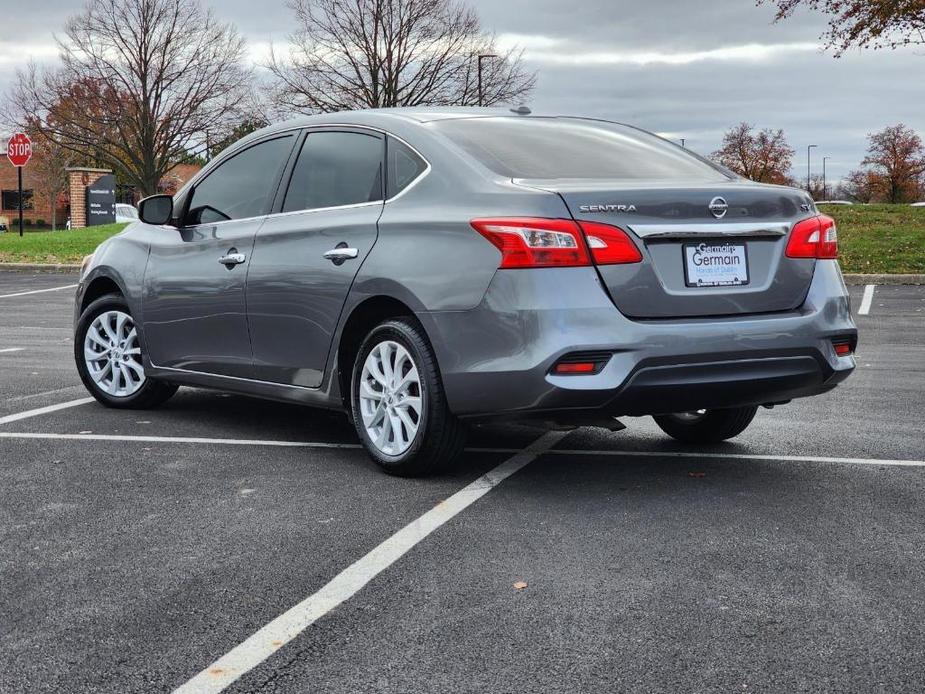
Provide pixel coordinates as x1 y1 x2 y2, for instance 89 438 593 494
246 128 385 388
142 133 297 378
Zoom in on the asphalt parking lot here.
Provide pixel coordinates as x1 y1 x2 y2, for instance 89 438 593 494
1 271 924 694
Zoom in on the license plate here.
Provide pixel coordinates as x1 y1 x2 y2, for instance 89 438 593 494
683 242 749 287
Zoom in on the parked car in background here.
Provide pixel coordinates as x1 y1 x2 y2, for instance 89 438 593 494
0 215 8 232
816 200 854 205
910 202 925 207
73 108 858 476
115 204 139 223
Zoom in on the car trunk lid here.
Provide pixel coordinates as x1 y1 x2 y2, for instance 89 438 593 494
519 179 818 318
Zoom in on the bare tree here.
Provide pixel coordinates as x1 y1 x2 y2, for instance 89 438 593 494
28 131 71 231
760 0 925 55
6 0 251 196
266 0 536 114
711 123 796 185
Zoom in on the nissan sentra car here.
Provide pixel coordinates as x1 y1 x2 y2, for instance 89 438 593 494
73 108 857 476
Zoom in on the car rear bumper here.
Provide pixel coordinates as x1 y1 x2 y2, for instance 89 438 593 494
420 260 857 417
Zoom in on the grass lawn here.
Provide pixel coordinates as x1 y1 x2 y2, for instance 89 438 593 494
0 205 923 273
0 223 128 264
820 204 925 274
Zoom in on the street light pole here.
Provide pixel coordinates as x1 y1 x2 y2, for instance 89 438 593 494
822 156 830 200
807 144 817 195
477 54 498 107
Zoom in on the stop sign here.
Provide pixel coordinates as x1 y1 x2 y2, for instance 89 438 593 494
6 133 32 167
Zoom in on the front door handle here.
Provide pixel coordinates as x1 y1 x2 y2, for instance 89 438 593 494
323 246 359 265
218 251 246 267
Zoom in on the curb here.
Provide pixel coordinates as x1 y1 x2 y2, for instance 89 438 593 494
843 274 925 286
0 263 81 274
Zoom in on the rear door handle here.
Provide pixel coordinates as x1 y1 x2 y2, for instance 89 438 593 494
323 247 359 263
218 251 246 266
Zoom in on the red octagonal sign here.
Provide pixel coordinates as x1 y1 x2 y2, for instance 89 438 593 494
7 132 32 167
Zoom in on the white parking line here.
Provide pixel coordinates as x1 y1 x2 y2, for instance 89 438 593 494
0 431 362 448
172 431 566 694
0 397 94 426
0 430 921 469
858 284 875 315
0 431 523 454
550 448 925 468
0 347 25 353
0 284 77 299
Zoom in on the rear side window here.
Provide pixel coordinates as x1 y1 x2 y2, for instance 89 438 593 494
386 137 428 198
283 131 383 212
186 135 294 224
430 117 730 181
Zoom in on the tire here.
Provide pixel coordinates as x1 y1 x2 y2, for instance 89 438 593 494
350 317 466 477
653 406 758 443
74 293 178 409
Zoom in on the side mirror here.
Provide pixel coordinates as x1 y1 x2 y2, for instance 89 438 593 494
138 194 174 225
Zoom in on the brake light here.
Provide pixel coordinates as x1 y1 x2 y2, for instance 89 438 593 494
786 214 838 259
471 218 590 268
578 221 643 265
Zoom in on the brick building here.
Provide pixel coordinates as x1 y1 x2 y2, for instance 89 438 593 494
0 158 67 226
0 155 200 227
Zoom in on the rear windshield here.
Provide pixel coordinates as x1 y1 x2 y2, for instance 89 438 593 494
429 117 730 181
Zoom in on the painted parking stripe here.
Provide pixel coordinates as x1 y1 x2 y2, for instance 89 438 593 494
0 431 522 454
858 284 875 315
0 430 920 469
171 431 566 694
0 431 363 449
0 397 94 426
549 448 925 468
0 347 25 353
0 284 77 299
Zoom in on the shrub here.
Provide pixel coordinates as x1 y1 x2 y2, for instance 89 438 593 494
35 219 46 227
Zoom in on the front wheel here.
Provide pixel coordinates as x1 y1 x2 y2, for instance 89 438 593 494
350 318 466 477
75 293 178 409
653 406 758 443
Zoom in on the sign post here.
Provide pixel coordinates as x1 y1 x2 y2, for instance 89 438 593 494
6 133 33 237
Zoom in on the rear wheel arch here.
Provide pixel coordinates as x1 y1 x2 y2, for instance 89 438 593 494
336 296 431 409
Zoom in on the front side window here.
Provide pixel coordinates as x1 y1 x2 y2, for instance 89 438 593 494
186 135 294 225
282 131 383 212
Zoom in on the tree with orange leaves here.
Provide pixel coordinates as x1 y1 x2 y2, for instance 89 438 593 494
711 123 796 185
760 0 925 55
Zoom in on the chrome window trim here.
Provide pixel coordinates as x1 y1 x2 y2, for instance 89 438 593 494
177 123 431 231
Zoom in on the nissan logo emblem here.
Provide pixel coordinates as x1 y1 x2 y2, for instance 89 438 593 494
709 197 728 219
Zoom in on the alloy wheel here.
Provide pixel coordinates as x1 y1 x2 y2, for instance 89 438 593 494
358 340 423 456
83 310 146 397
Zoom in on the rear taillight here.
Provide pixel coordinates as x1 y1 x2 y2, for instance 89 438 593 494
470 218 590 268
470 218 642 269
578 221 644 265
786 214 838 259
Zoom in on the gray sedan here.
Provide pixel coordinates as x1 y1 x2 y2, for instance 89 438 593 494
73 108 857 476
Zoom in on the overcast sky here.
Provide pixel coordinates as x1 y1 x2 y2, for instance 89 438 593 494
1 0 922 185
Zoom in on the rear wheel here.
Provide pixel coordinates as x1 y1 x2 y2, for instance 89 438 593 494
653 406 758 443
350 318 466 477
75 294 178 409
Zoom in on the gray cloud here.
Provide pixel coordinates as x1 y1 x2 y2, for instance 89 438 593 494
0 0 921 184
